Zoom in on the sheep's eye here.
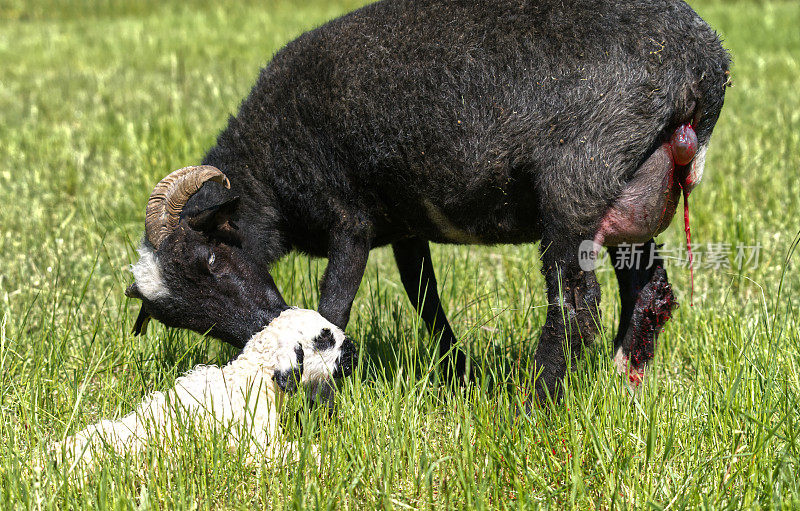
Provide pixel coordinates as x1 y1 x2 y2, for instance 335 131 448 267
197 249 216 274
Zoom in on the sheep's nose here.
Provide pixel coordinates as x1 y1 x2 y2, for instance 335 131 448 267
333 336 357 378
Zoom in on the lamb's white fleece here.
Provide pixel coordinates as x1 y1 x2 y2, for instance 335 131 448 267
50 308 347 466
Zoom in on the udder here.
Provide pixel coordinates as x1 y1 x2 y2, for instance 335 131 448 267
595 124 703 247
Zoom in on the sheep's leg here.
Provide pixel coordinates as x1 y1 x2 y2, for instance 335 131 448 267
610 250 678 385
533 238 601 403
392 237 466 380
318 228 371 330
608 239 663 353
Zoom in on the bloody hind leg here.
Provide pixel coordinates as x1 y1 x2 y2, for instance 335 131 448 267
392 237 467 380
609 254 678 386
608 239 663 352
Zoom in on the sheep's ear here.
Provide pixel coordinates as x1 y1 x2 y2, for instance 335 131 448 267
185 196 239 230
185 197 242 245
272 345 304 394
131 306 151 336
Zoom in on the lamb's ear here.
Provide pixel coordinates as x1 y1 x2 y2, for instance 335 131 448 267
312 328 336 351
272 345 304 394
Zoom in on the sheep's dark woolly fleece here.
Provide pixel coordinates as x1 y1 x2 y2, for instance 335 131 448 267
127 0 730 402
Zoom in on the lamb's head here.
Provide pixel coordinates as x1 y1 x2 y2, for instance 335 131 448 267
125 166 288 348
248 308 358 394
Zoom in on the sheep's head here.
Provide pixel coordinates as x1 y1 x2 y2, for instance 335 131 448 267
259 308 358 395
125 166 288 348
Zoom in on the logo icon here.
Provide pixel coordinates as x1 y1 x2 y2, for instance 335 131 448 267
578 239 602 271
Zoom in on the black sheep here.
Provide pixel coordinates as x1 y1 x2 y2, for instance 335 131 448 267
125 0 730 401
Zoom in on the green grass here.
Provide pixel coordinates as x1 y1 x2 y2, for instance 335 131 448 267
1 0 799 508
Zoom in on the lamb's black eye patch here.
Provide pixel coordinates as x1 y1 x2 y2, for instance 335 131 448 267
313 328 336 350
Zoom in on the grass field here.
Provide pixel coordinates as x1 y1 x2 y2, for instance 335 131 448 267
1 0 799 508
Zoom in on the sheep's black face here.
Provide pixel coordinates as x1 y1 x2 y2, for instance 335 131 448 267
126 209 288 348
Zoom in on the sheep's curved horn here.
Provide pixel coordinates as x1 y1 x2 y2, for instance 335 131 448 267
145 165 230 249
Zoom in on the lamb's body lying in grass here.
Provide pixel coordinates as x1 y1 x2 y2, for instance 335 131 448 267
50 308 356 467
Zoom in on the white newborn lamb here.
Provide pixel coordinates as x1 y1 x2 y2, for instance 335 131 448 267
50 308 356 468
